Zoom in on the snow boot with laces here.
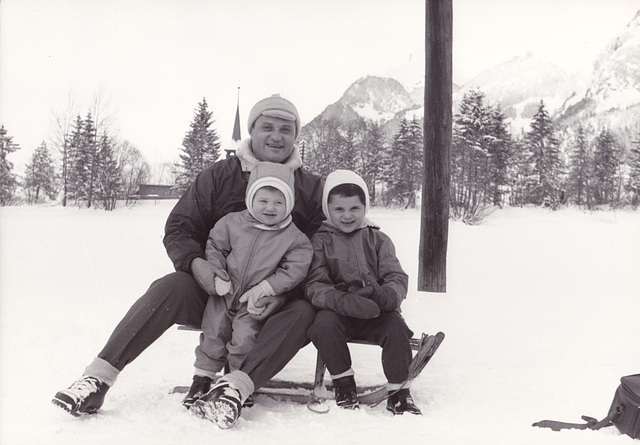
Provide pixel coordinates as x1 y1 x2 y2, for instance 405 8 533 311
333 375 360 409
386 388 422 415
52 376 109 416
182 375 214 408
190 381 243 429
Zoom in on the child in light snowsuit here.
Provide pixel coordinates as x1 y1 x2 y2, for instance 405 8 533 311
304 169 421 415
183 161 313 407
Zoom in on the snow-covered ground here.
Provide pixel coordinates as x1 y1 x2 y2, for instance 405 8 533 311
0 201 638 444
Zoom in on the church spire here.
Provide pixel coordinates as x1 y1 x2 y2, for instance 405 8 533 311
232 86 241 141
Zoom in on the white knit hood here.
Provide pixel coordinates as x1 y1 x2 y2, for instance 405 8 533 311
322 169 375 229
245 161 296 228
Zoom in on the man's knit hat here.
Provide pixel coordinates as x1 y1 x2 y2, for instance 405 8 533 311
247 94 300 139
245 161 296 222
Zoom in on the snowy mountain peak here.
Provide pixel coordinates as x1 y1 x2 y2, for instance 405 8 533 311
301 10 640 144
341 76 418 122
588 9 640 111
557 9 640 132
459 52 570 108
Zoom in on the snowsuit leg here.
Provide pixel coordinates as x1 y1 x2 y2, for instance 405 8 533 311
97 271 208 371
194 295 233 374
226 306 263 371
237 298 316 390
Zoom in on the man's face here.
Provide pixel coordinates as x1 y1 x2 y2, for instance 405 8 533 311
252 187 287 225
327 194 366 234
250 115 296 163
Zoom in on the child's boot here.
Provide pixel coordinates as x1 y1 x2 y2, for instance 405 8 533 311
386 388 422 415
182 375 214 408
333 376 359 409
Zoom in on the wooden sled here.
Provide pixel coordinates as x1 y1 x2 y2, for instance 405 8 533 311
174 325 444 410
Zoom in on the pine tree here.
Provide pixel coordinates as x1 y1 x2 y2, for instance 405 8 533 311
524 101 563 208
627 134 640 208
507 137 533 207
24 141 58 203
359 121 387 204
451 89 503 219
175 98 221 192
405 117 424 207
82 113 98 208
304 118 346 178
387 117 423 208
94 133 121 210
66 114 97 205
567 126 592 208
65 115 85 202
0 125 21 206
486 106 512 207
592 128 620 206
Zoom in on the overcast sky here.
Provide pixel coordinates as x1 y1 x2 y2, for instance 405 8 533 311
1 0 638 169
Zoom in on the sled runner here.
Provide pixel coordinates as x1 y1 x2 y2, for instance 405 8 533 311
173 327 444 412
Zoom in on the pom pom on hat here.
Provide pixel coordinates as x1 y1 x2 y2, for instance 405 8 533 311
247 94 300 139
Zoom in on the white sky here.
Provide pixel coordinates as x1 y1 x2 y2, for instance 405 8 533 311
1 0 638 169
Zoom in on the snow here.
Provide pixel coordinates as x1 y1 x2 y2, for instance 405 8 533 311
0 201 638 444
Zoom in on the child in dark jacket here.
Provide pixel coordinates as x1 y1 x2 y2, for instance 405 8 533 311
304 169 421 415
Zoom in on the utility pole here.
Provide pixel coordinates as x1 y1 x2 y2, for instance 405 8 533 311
418 0 452 292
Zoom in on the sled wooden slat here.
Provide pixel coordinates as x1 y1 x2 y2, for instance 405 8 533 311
178 325 422 399
312 336 423 398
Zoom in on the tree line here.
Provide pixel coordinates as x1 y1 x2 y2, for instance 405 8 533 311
300 89 640 223
0 97 217 209
2 90 639 219
450 89 640 222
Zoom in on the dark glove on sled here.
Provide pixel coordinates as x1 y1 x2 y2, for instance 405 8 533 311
325 286 380 319
367 279 401 312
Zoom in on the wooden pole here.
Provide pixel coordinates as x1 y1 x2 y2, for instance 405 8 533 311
418 0 452 292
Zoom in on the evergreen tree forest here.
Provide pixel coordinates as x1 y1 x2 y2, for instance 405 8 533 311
302 115 424 209
57 113 150 210
2 88 639 217
0 97 222 210
300 88 640 223
1 110 151 209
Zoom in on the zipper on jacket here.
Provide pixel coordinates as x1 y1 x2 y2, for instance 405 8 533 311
232 229 264 310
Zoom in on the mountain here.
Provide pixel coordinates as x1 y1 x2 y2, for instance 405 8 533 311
324 76 418 122
301 10 640 144
555 10 640 135
454 53 574 130
301 76 423 140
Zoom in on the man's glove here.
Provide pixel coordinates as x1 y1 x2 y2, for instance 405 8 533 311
367 279 400 312
239 280 275 315
190 258 230 296
324 286 380 319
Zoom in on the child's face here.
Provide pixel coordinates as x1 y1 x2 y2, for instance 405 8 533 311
252 187 287 225
327 194 365 234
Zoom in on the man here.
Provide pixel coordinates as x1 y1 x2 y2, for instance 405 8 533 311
52 94 324 428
